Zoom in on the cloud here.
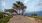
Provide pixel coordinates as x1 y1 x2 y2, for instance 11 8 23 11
24 0 28 3
25 0 42 12
38 0 42 6
1 1 7 7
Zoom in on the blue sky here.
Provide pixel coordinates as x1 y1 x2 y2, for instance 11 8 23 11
0 0 42 12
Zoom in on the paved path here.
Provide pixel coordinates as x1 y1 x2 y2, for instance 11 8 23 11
7 15 42 23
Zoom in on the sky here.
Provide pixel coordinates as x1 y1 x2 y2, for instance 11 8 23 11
0 0 42 12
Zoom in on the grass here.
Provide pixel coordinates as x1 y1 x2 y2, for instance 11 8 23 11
24 14 42 21
31 16 42 21
0 15 13 23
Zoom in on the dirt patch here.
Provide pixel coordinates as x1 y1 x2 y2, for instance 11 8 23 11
7 15 42 23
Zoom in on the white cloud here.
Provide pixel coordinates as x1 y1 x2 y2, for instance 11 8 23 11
24 0 28 3
1 1 7 7
25 2 42 12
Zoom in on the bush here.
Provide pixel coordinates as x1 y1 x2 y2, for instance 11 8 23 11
24 14 28 16
31 14 37 16
0 12 4 18
0 15 13 23
31 14 42 21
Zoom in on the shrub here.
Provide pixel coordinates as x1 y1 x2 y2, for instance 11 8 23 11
0 12 4 18
0 15 13 23
24 14 28 16
31 14 42 21
31 14 37 16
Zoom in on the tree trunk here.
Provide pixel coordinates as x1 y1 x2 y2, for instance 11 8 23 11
22 10 23 15
19 9 20 15
22 10 24 15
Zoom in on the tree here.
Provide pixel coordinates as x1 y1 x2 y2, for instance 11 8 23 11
16 1 27 15
13 1 27 15
5 9 18 14
21 6 27 15
13 3 21 14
